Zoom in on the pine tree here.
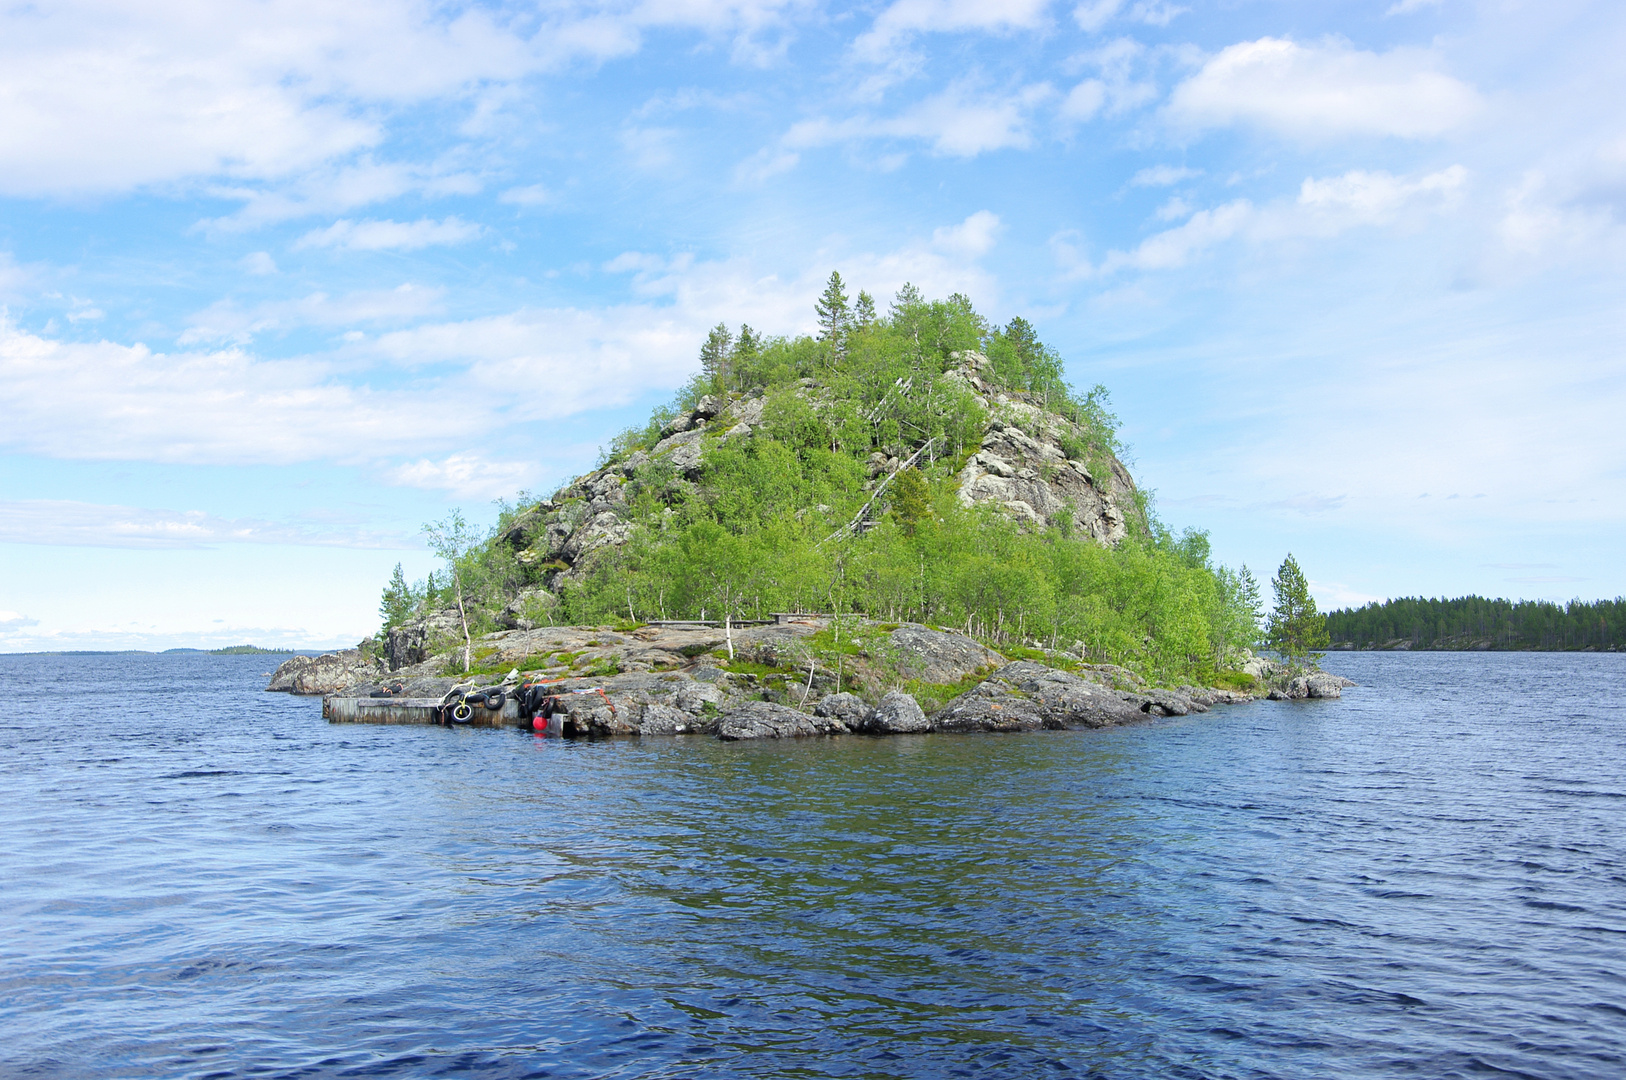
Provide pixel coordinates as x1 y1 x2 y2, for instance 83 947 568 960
815 271 850 342
379 563 414 630
1267 554 1329 671
891 282 924 319
700 322 733 392
854 290 877 329
734 324 760 362
1005 316 1039 364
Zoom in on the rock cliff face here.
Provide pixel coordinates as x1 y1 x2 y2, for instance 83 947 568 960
267 646 382 695
946 353 1137 544
486 353 1142 627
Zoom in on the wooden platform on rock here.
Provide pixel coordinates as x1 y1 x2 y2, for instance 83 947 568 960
324 696 521 726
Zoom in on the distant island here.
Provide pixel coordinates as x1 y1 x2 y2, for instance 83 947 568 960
164 645 305 656
1326 596 1624 651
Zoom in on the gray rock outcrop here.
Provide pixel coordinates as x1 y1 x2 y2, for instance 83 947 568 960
1271 672 1356 700
267 647 383 695
887 624 1004 683
717 701 849 740
814 692 874 729
865 690 930 733
932 661 1199 732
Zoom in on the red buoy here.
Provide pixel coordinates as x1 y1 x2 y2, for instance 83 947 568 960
532 717 548 733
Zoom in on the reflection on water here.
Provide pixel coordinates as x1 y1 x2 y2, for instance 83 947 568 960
1 650 1623 1078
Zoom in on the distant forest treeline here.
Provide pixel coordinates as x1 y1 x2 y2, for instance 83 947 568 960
1325 595 1625 651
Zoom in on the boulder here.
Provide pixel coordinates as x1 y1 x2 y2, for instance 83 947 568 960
267 648 383 695
717 702 848 740
932 679 1052 732
888 624 1005 684
931 661 1191 732
814 692 874 730
1287 672 1351 699
866 690 930 734
987 661 1148 728
651 428 706 475
637 703 702 735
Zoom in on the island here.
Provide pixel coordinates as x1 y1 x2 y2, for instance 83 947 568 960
271 282 1351 737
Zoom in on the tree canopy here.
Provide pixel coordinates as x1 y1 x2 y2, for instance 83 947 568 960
1267 554 1328 670
387 281 1270 687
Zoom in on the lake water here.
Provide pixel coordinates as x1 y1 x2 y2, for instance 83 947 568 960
1 650 1622 1079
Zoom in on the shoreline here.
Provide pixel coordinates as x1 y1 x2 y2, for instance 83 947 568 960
270 619 1353 740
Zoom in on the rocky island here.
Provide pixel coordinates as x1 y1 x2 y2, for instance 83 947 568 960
272 282 1351 737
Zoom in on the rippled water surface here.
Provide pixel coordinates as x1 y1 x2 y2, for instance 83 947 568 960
2 651 1624 1079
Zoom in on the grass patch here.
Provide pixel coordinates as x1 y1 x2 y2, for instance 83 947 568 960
717 658 797 678
1213 670 1257 692
1001 645 1048 663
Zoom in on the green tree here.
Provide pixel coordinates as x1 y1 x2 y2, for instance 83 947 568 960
815 271 850 345
1267 554 1328 671
700 322 733 392
853 290 877 328
379 563 415 630
888 467 931 535
424 510 483 674
890 282 923 319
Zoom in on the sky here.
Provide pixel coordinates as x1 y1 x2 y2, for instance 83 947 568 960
1 0 1622 652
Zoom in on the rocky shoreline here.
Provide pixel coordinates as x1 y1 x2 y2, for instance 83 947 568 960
268 619 1353 740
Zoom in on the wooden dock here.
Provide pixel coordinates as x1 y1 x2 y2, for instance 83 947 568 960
324 695 521 726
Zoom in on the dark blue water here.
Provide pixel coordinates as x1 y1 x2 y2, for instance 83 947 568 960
1 651 1623 1079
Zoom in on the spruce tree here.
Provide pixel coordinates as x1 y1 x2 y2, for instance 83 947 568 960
700 322 733 392
854 290 877 328
1267 554 1329 671
738 320 760 378
890 282 923 319
379 563 414 630
815 271 850 342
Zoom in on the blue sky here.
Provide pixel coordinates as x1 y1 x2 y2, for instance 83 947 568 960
2 0 1622 651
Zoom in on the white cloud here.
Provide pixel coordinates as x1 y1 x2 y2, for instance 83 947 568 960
0 499 407 549
0 253 28 297
0 0 812 199
294 217 485 252
197 159 484 231
932 211 1002 258
1067 37 1159 117
1297 166 1467 220
1132 164 1202 187
179 284 446 344
1386 0 1444 14
1074 0 1186 33
785 81 1055 158
241 251 279 275
1061 80 1106 121
855 0 1052 61
387 454 539 498
1069 165 1467 275
0 315 453 465
1154 195 1191 221
733 146 801 185
0 219 1006 470
1166 37 1481 140
499 184 551 207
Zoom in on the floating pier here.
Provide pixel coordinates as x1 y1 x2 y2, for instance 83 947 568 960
324 695 520 726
